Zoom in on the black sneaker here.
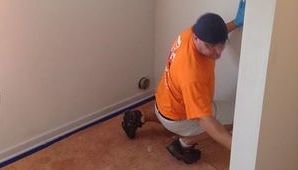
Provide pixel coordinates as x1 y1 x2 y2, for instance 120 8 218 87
122 110 143 139
166 139 201 164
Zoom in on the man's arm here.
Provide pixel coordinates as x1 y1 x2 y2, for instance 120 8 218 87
226 21 239 33
199 116 232 149
226 0 246 33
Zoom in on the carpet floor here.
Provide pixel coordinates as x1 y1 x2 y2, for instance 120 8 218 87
3 101 230 170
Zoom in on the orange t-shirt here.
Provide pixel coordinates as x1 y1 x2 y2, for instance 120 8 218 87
155 27 215 120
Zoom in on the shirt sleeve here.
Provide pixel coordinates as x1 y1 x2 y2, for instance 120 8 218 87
181 82 213 120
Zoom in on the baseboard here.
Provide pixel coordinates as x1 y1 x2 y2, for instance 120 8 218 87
0 89 155 168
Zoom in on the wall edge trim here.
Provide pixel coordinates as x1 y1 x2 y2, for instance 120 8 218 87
0 90 155 168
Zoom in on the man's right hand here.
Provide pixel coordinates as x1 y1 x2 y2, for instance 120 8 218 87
199 116 232 150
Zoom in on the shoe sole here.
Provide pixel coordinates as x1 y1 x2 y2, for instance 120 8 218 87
121 121 136 139
166 145 195 164
122 110 143 139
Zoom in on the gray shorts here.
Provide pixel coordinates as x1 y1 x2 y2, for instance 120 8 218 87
155 103 218 137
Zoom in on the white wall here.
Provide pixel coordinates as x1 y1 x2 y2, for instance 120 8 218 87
230 0 277 169
230 0 298 169
154 0 243 102
0 0 155 161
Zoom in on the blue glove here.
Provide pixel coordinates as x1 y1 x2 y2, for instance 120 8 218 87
234 0 246 27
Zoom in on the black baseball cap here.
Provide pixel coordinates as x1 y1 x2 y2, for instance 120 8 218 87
192 13 228 44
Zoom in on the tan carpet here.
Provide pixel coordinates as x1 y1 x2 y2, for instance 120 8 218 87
3 101 230 170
